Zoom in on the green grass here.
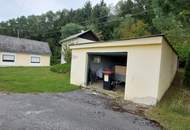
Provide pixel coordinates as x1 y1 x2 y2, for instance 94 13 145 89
0 67 79 93
146 69 190 130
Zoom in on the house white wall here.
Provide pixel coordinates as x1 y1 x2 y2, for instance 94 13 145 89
0 52 50 67
61 37 95 64
70 36 178 105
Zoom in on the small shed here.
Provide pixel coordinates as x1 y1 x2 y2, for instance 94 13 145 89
70 35 178 105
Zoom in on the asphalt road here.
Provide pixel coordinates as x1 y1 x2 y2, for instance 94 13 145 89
0 90 161 130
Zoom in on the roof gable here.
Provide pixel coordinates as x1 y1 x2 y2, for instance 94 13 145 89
60 30 99 43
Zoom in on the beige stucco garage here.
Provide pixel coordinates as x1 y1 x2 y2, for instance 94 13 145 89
70 35 178 105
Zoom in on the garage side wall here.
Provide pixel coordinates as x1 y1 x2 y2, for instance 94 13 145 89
157 39 178 100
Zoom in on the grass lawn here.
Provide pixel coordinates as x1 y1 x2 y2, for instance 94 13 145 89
146 69 190 130
0 67 79 93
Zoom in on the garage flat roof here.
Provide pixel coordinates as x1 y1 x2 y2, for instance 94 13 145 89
70 34 177 55
70 34 163 46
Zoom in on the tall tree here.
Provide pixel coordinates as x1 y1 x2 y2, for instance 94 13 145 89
81 1 93 26
115 0 157 33
152 0 190 63
91 0 110 40
116 0 135 17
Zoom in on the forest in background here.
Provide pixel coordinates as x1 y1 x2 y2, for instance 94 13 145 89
0 0 189 65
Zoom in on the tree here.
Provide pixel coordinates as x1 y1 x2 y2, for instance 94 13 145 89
151 0 190 64
115 0 157 33
81 1 93 26
60 23 84 39
114 17 150 39
116 0 135 17
91 0 110 40
184 52 190 87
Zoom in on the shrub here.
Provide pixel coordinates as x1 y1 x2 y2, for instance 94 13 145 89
62 44 71 63
50 63 71 73
184 52 190 87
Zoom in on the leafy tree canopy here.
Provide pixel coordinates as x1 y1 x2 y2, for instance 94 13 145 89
114 17 150 39
60 23 84 39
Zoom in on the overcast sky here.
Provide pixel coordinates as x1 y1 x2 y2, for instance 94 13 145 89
0 0 118 22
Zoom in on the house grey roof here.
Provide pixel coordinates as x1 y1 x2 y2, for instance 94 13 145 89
0 35 51 55
60 30 99 43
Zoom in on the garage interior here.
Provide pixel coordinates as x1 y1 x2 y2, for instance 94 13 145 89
87 52 127 96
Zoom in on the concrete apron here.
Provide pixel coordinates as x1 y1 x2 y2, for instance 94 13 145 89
85 81 125 99
84 82 151 118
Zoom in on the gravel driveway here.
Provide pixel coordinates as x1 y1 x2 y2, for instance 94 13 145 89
0 90 161 130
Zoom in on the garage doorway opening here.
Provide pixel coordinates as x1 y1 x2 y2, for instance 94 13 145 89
87 52 127 96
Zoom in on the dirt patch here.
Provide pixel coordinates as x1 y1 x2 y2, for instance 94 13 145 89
107 99 164 129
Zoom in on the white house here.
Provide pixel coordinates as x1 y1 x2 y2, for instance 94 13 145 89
0 35 51 67
60 30 99 64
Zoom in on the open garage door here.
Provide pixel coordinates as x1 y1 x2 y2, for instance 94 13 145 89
87 52 127 93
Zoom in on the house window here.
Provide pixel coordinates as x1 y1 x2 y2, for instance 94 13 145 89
31 56 40 63
2 54 15 62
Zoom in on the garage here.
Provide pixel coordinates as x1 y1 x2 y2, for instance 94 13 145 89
70 35 178 105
